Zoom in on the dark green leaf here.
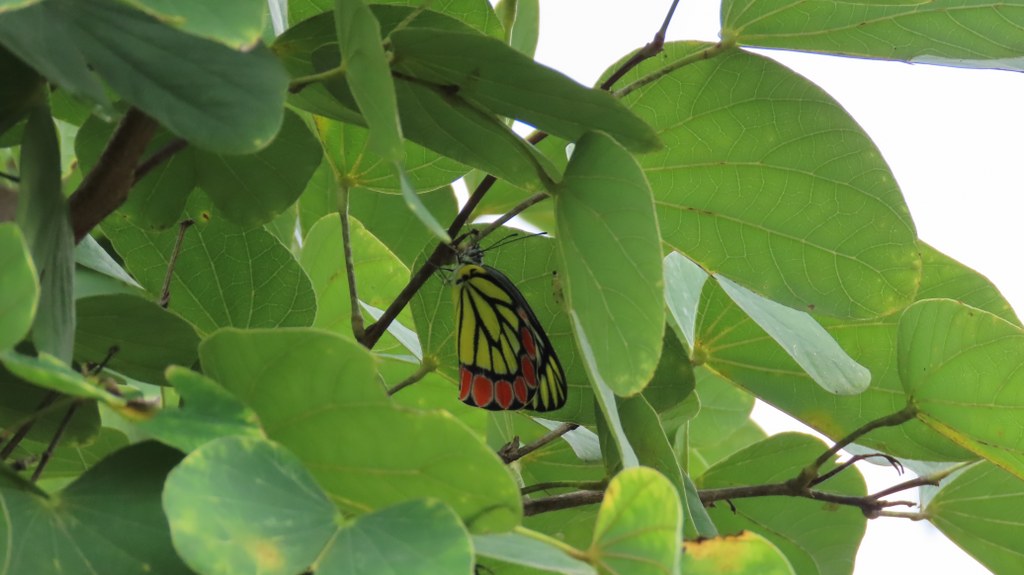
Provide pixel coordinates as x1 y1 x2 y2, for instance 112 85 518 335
0 44 44 135
0 223 38 351
390 28 660 152
123 0 266 48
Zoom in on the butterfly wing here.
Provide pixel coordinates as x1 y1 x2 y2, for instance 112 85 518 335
454 264 567 411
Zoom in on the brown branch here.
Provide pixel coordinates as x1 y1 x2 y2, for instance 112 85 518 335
598 0 680 91
0 391 59 459
31 401 79 482
521 480 606 496
385 358 437 396
501 422 579 464
69 108 158 243
524 490 604 516
337 184 366 342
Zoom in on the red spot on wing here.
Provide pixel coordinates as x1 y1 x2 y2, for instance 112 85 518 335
514 377 529 403
521 355 537 389
495 380 514 409
459 367 472 402
521 326 536 359
472 374 493 407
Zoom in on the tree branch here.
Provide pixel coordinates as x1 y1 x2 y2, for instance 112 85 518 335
500 422 580 464
598 0 680 91
69 108 158 243
134 138 187 183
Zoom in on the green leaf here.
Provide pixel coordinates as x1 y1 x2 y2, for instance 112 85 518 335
0 3 109 107
642 327 696 414
122 0 266 48
692 244 983 462
0 223 38 351
18 104 75 361
584 332 638 470
663 251 708 350
618 43 920 319
588 467 682 575
473 531 596 575
496 0 539 57
8 426 127 481
698 433 866 575
615 396 686 499
290 0 504 38
335 0 403 161
396 161 450 241
0 366 101 446
682 531 796 575
715 274 870 395
298 213 414 354
194 109 322 227
0 349 125 405
138 366 262 453
0 0 39 13
926 462 1024 573
899 299 1024 478
556 131 664 395
164 436 338 575
0 442 189 574
61 0 288 154
74 235 143 290
349 185 458 266
723 0 1024 72
319 499 473 574
74 294 199 385
390 29 659 153
686 368 766 478
200 328 522 531
313 116 467 195
103 195 317 335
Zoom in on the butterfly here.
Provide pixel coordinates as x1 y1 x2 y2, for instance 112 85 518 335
451 239 567 411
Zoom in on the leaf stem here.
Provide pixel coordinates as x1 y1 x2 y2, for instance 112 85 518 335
385 358 437 396
521 479 607 496
614 40 734 99
0 391 61 459
159 219 194 308
31 400 79 482
134 138 188 183
500 422 579 464
289 65 347 94
512 525 591 562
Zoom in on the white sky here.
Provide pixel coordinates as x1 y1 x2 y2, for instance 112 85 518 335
533 1 1024 573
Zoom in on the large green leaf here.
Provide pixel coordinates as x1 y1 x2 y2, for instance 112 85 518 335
53 0 287 154
0 442 189 574
164 436 338 575
698 433 866 575
103 195 317 335
389 29 660 153
289 0 504 38
200 328 522 531
556 131 664 396
122 0 265 48
926 462 1024 573
334 0 402 162
681 531 795 575
0 3 109 107
899 299 1024 478
74 294 199 385
588 467 682 575
17 104 74 361
618 43 920 319
298 214 414 355
723 0 1024 71
692 243 998 461
474 531 595 575
0 223 38 351
318 499 473 574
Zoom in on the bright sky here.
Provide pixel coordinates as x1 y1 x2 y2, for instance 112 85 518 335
533 1 1024 573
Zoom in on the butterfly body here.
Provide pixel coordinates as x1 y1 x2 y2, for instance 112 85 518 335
453 261 567 412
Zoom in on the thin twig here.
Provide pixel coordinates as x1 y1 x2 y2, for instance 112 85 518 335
868 461 973 501
598 0 681 91
337 182 367 342
134 138 188 183
500 422 579 464
0 391 59 459
385 359 437 396
159 219 195 308
31 401 79 482
811 452 904 487
793 405 918 489
475 192 549 243
0 170 19 182
614 41 734 99
521 480 607 496
289 66 346 94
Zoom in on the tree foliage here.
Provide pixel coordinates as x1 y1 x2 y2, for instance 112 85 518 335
1 0 1023 573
